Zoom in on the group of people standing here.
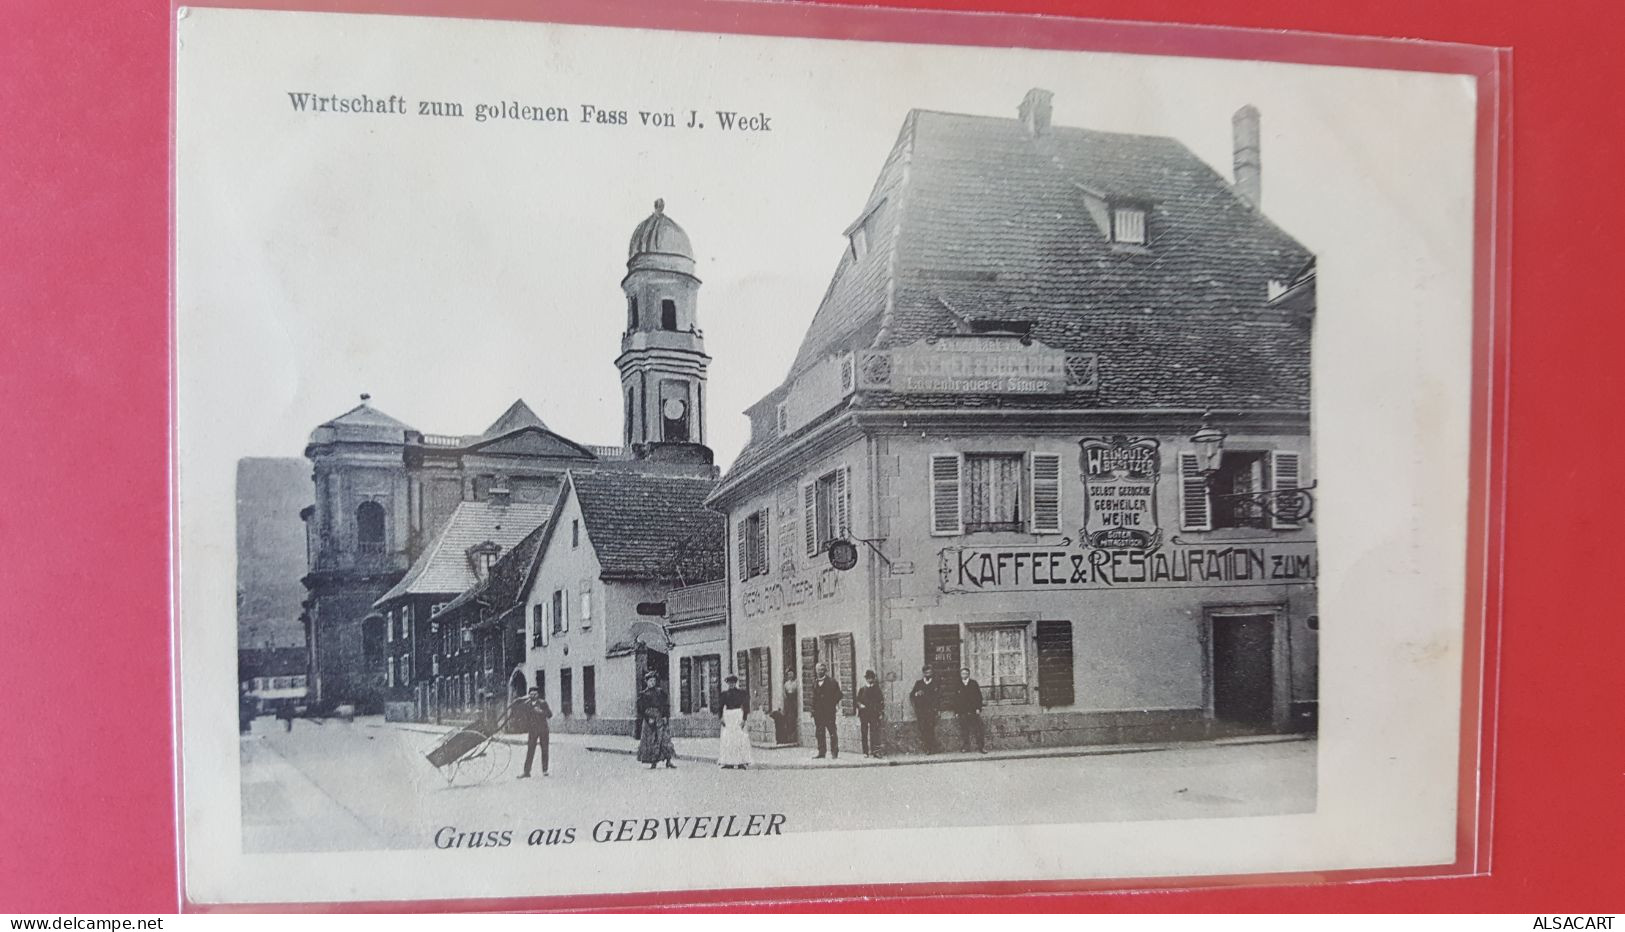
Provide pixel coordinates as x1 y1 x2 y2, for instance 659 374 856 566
502 663 991 781
908 665 988 754
793 663 989 759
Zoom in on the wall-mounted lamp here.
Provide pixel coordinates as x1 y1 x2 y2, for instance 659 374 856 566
1190 410 1227 477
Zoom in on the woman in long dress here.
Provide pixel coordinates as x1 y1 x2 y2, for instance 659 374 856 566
636 673 676 769
717 675 752 770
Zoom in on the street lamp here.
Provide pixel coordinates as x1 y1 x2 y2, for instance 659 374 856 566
1190 411 1227 477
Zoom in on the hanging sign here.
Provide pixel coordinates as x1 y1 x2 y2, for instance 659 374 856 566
1079 436 1162 550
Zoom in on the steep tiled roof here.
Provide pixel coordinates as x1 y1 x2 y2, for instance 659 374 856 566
723 103 1313 488
480 399 548 438
374 499 551 606
570 470 725 584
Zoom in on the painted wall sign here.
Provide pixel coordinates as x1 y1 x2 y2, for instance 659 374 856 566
939 541 1317 593
1079 436 1162 550
740 565 843 618
856 338 1098 394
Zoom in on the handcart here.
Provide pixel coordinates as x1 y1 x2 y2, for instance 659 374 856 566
424 706 515 785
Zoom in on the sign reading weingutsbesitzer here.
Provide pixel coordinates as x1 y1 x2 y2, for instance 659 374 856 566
858 336 1097 394
939 541 1317 593
1080 436 1162 550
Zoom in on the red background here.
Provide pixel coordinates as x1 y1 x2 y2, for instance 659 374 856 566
0 0 1617 913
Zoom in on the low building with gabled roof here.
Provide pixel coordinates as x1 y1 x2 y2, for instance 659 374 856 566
518 468 727 737
369 494 552 718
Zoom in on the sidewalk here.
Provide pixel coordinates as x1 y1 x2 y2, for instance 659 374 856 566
383 718 1312 771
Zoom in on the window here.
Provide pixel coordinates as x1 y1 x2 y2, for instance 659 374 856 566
627 295 639 330
775 401 788 435
531 604 547 647
582 665 596 716
803 467 851 556
401 657 411 685
571 519 580 549
849 223 869 259
1179 449 1302 531
660 299 678 331
386 657 396 687
387 613 395 642
811 633 857 715
535 668 546 702
560 668 573 716
1112 205 1147 244
356 501 385 555
964 453 1024 532
551 589 568 634
579 589 592 630
679 654 722 715
968 624 1029 703
625 388 635 442
738 509 770 581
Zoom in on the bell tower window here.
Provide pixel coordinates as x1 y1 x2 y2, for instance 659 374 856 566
660 299 678 331
356 501 385 556
627 295 639 331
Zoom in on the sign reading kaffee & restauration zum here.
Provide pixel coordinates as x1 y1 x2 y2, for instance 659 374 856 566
939 541 1317 593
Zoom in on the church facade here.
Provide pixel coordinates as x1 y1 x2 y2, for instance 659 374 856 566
299 200 721 715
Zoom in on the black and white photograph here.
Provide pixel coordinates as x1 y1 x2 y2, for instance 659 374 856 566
177 6 1480 905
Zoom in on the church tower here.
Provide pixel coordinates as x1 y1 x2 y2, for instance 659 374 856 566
618 198 710 453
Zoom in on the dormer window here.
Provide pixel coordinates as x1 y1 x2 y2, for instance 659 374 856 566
849 224 869 260
467 541 501 581
1111 204 1147 245
775 401 788 434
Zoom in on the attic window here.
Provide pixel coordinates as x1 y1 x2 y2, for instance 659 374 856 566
968 319 1033 337
1111 205 1147 245
849 224 869 260
775 401 788 435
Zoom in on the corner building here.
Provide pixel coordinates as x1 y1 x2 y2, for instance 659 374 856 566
709 90 1319 752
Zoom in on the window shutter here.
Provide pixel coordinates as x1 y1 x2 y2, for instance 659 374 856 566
757 510 771 575
838 632 856 716
1036 620 1075 708
706 657 722 713
736 519 750 581
835 467 851 537
540 603 550 646
560 589 569 633
930 454 962 535
1178 452 1212 531
736 650 751 707
803 483 818 556
679 656 693 714
1271 450 1303 529
1030 452 1062 533
800 637 818 714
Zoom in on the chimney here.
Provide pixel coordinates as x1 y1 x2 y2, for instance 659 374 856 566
1019 88 1054 137
1232 105 1262 208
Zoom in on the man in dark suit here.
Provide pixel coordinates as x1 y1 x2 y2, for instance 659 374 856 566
810 662 842 760
908 665 940 754
955 667 987 753
516 686 553 778
856 669 885 758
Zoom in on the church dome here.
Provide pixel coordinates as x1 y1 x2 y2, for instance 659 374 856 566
627 199 695 275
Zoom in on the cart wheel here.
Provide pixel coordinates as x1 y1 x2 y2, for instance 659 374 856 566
456 737 507 785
